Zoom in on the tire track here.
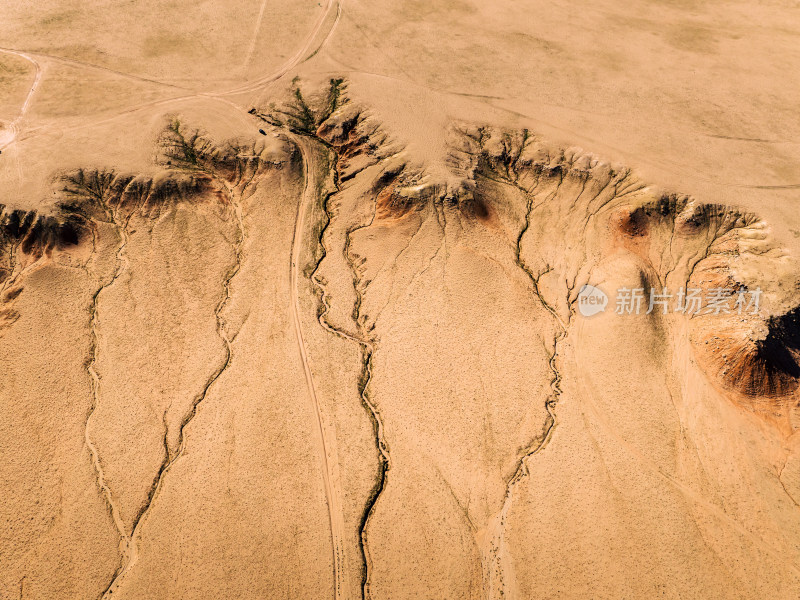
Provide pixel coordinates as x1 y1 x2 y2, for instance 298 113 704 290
0 46 184 93
296 132 391 600
224 0 342 97
243 0 270 71
0 48 42 128
291 135 347 600
3 0 342 147
0 48 42 188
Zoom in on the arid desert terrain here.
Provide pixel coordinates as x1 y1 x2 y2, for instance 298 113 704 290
2 1 800 598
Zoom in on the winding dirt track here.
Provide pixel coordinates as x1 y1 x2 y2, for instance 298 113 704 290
0 48 41 163
291 135 348 600
0 0 343 148
226 0 342 97
0 6 351 596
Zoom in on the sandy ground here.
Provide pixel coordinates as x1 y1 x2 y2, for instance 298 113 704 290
1 1 800 598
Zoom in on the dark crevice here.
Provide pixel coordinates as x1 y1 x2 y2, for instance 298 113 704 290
257 84 391 599
100 121 252 597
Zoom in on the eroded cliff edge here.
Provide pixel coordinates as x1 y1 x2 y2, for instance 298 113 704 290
2 81 800 599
